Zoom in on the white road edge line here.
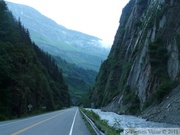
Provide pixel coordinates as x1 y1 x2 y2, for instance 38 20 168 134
69 108 78 135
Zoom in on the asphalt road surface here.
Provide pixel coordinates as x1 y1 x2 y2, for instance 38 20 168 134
0 107 91 135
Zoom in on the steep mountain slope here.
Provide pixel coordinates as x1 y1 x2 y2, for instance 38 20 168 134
0 1 70 120
6 1 110 71
92 0 180 124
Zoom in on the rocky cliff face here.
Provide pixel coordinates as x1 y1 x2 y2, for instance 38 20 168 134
92 0 180 124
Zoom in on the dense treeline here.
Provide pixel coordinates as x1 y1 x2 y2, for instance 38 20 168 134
54 56 97 85
0 0 70 120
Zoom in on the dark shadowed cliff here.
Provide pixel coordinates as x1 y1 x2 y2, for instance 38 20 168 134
92 0 180 124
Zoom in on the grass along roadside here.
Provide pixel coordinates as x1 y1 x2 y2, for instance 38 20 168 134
80 109 97 135
80 108 123 135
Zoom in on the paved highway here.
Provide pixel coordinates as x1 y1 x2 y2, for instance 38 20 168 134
0 107 91 135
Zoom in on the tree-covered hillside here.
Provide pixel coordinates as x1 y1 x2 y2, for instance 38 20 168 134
54 56 97 105
0 0 70 120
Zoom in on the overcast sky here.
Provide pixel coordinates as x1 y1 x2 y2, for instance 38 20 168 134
5 0 129 47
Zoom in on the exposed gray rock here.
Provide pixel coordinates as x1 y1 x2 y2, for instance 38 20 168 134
151 25 156 42
159 15 166 29
167 39 180 80
141 85 180 125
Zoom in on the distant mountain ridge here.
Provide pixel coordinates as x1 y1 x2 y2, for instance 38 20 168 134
6 1 110 71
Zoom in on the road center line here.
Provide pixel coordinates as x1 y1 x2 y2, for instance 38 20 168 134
69 109 78 135
0 111 61 127
11 112 63 135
